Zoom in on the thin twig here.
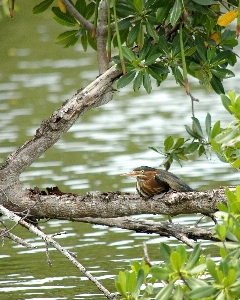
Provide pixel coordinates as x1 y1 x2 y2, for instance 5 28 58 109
143 242 152 267
45 241 52 267
174 232 196 248
0 204 116 300
0 228 36 249
61 0 93 32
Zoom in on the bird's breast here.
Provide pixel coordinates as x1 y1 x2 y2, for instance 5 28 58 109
136 176 169 198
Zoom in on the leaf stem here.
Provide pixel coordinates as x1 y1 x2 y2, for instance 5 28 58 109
113 0 126 75
179 23 189 95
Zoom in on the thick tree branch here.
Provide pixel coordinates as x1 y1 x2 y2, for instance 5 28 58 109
0 66 122 180
61 0 93 32
97 0 109 74
74 216 216 246
0 188 231 220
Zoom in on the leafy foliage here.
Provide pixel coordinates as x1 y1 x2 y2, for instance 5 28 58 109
31 0 239 93
115 186 240 299
151 91 240 170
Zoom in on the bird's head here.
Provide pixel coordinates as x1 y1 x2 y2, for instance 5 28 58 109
121 166 158 182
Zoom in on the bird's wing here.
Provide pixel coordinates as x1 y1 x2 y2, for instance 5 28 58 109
155 170 193 192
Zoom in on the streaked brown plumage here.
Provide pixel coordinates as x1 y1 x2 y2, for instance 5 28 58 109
122 166 193 198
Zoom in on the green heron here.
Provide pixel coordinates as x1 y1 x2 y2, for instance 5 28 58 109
122 166 194 198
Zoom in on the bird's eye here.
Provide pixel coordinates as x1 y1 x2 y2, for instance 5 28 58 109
140 170 144 174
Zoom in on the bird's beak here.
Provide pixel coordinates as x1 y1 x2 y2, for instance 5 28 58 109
121 171 138 177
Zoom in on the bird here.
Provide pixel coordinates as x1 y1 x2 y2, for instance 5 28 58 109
122 166 194 198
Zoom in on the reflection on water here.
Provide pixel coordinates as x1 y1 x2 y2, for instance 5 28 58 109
0 3 240 299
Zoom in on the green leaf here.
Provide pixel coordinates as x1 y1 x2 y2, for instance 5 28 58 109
159 243 171 264
122 46 136 61
55 30 79 47
85 2 95 19
221 94 232 114
195 36 207 62
219 224 227 240
33 0 54 14
192 117 204 138
139 38 151 59
232 159 240 168
210 75 224 94
145 45 160 65
206 257 219 282
184 142 199 154
149 266 170 281
127 271 137 294
184 125 200 139
164 136 174 152
170 252 182 271
146 22 159 42
132 269 144 298
186 243 201 270
211 68 235 80
118 16 133 31
170 0 182 26
236 186 240 202
128 22 141 45
137 22 144 49
173 285 183 300
211 139 221 153
211 50 232 66
173 137 185 149
143 72 152 94
156 2 172 23
211 120 221 138
198 144 206 156
207 47 216 62
53 16 77 27
192 0 218 4
148 64 169 74
176 244 187 262
189 62 201 71
158 35 169 54
225 268 237 287
117 71 136 89
87 31 97 50
214 126 239 144
116 271 127 297
156 281 174 300
52 7 77 26
75 0 86 15
188 286 219 298
189 263 207 275
205 113 211 139
133 71 143 91
133 0 142 13
186 276 208 289
217 202 228 212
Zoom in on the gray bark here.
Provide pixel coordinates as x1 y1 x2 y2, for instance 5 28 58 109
0 65 122 217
